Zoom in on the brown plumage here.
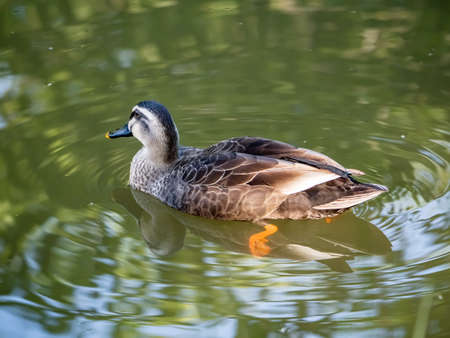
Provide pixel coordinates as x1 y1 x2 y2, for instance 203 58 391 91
175 137 387 221
107 101 388 224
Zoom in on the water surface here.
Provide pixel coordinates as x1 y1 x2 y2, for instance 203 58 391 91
0 1 449 337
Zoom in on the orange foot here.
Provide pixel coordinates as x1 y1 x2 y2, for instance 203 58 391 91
248 224 278 257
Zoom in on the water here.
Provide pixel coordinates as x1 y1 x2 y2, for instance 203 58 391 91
1 1 449 337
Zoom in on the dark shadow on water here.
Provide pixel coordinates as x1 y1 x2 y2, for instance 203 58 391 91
113 188 392 273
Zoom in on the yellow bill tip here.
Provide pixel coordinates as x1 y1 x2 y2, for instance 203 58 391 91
105 131 110 139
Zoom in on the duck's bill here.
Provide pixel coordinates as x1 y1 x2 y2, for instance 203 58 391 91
105 124 132 139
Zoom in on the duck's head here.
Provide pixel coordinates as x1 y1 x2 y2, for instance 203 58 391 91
106 101 179 165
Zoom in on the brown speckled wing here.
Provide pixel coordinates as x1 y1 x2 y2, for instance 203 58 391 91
177 150 342 221
178 152 279 188
177 152 284 220
176 137 386 221
206 137 347 171
178 151 339 193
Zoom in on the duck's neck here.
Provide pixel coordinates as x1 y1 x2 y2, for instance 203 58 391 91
141 144 178 168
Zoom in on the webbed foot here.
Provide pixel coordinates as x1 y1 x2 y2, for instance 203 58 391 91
248 224 278 257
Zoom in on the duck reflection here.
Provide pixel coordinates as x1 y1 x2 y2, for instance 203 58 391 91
113 188 391 272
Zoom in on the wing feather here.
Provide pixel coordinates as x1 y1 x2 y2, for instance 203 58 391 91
313 189 385 210
201 170 225 185
222 173 257 186
215 156 247 170
180 151 340 195
250 167 340 194
206 137 348 171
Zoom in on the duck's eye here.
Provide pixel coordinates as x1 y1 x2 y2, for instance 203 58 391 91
129 110 141 119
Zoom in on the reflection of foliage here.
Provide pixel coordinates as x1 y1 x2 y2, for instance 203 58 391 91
0 0 449 337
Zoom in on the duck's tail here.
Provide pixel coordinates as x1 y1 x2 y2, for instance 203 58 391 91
278 155 388 210
313 179 388 210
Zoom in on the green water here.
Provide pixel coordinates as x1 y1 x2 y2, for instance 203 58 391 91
1 0 449 337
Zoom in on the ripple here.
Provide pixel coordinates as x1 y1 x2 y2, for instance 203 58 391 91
368 133 449 215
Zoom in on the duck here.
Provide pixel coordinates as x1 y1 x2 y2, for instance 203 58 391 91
106 100 388 256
